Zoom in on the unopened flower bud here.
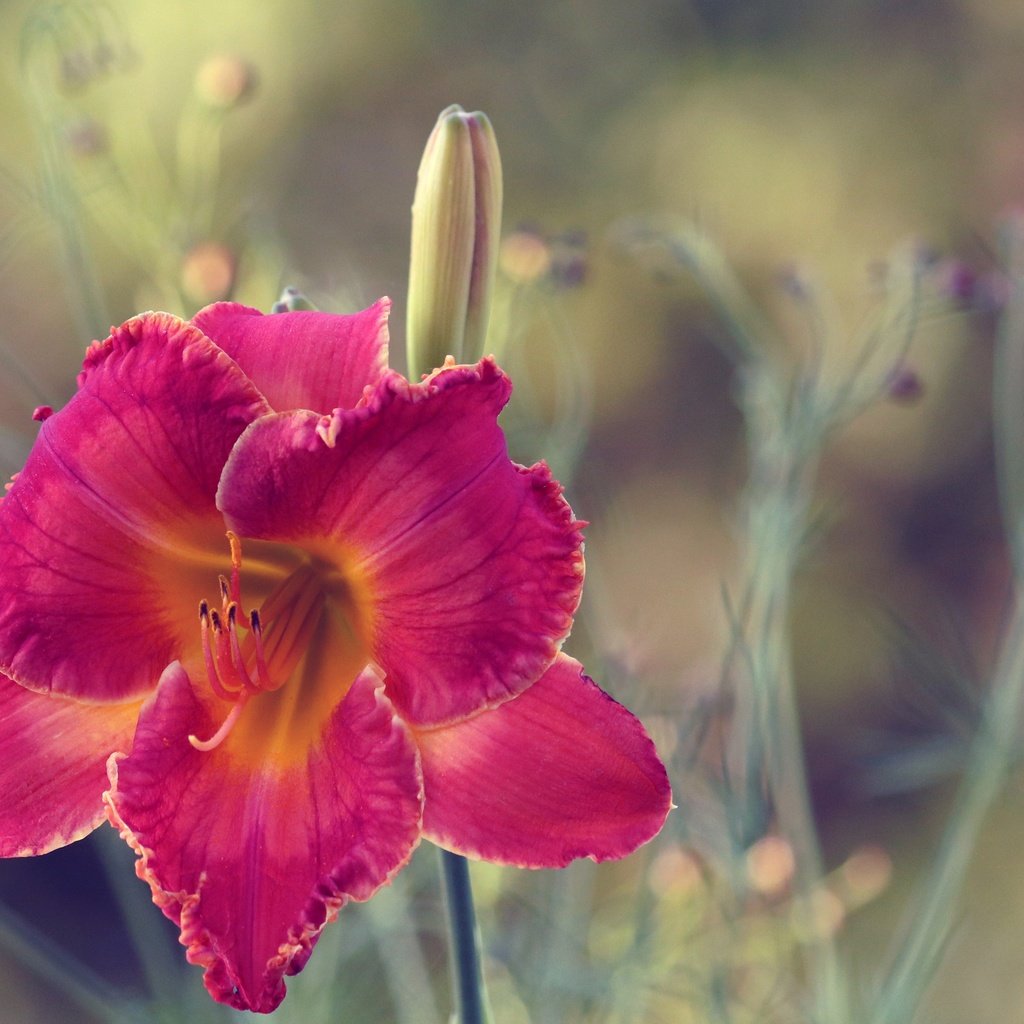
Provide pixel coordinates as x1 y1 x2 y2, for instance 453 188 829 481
500 228 551 284
195 55 257 109
181 242 235 304
886 362 924 403
406 104 503 377
936 259 977 306
63 117 108 158
271 286 318 313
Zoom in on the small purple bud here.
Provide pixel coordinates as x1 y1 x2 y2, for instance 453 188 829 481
936 260 977 305
550 230 588 289
886 364 924 403
63 118 108 158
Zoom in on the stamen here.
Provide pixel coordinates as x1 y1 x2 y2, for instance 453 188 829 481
226 602 260 694
188 694 250 752
250 609 273 689
200 601 241 702
193 548 334 756
211 610 248 694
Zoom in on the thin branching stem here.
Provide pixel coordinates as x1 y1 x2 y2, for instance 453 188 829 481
868 588 1024 1024
20 5 112 340
648 225 932 1024
730 371 849 1024
869 225 1024 1024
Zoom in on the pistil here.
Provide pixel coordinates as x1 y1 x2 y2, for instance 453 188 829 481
189 694 250 752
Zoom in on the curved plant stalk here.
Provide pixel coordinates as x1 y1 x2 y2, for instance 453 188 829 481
869 221 1024 1024
618 220 924 1024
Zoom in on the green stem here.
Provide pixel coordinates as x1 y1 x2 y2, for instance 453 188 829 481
869 591 1024 1024
439 849 491 1024
733 429 848 1024
870 230 1024 1024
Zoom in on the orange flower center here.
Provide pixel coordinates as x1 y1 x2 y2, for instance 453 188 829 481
188 533 372 767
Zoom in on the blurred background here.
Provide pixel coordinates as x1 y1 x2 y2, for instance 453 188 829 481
0 0 1022 1021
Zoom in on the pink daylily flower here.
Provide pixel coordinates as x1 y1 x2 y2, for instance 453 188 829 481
0 300 671 1012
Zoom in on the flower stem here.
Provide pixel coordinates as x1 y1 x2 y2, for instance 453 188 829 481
439 849 491 1024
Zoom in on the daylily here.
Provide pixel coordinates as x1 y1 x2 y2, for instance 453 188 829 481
0 301 671 1012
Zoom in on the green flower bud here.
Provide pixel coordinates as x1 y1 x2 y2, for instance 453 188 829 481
271 286 318 313
406 104 503 378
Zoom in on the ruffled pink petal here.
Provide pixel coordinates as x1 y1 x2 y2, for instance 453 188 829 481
217 358 586 727
191 299 390 414
105 662 423 1014
417 654 672 867
0 674 141 857
0 313 270 701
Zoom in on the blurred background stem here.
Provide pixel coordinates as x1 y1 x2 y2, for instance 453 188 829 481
364 880 441 1024
94 827 182 1022
20 4 112 341
869 225 1024 1024
667 223 849 1023
731 369 849 1024
0 898 146 1024
868 591 1024 1024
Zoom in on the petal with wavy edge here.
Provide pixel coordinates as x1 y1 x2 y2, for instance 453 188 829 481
417 654 672 867
191 299 390 414
0 313 270 701
217 359 585 727
105 662 423 1014
0 674 141 857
